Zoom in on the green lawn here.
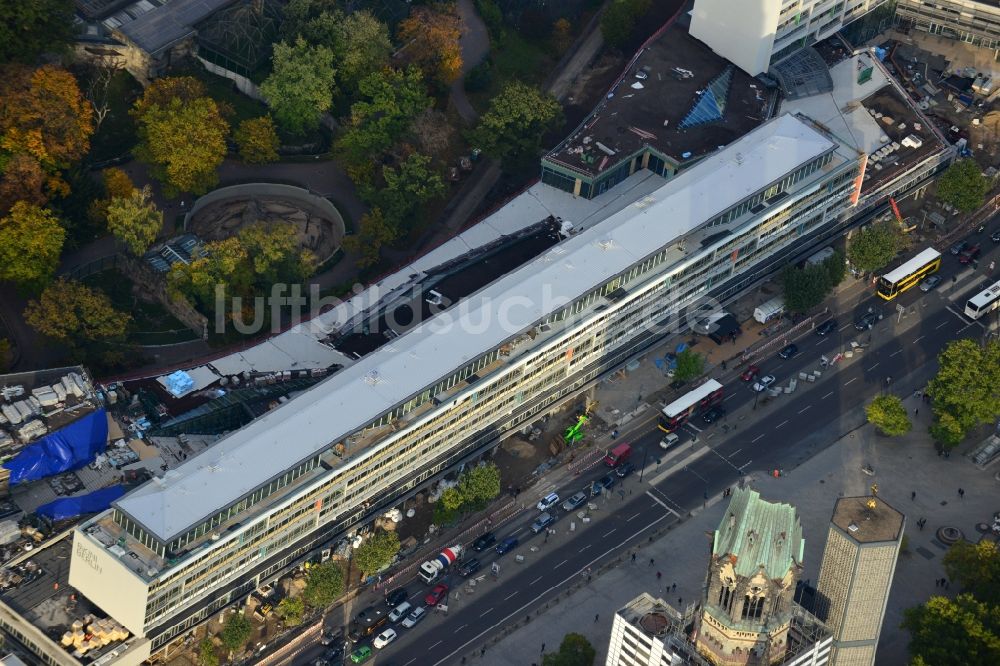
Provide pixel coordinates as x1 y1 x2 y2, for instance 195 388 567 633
83 269 198 345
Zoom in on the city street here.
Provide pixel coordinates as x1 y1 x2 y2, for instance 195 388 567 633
297 226 1000 666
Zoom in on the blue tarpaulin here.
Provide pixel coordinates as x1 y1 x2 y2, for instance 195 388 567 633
2 409 109 485
36 485 126 521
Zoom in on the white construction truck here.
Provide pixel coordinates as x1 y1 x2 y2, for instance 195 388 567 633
418 545 463 583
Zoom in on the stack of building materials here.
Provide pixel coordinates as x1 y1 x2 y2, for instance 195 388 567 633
30 386 60 408
0 521 20 546
15 420 47 443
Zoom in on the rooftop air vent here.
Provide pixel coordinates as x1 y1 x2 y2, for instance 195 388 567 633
364 370 382 386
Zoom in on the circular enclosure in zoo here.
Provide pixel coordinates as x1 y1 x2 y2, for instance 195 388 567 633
185 184 346 264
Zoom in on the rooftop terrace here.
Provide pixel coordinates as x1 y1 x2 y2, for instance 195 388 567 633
546 27 772 177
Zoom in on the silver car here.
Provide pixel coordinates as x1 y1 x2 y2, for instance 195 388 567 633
561 491 588 511
531 512 555 534
919 275 942 292
752 374 776 392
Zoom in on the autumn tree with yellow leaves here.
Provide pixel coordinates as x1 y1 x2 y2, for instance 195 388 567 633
397 5 463 90
0 202 66 289
24 279 130 346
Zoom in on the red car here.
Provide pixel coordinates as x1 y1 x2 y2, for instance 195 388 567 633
740 364 760 382
959 245 981 264
424 583 448 606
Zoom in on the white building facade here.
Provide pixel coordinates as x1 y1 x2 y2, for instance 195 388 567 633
65 114 862 661
690 0 890 75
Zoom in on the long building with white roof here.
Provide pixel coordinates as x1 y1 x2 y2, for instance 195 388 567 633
58 113 861 663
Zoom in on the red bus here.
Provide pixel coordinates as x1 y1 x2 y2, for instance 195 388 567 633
658 379 724 432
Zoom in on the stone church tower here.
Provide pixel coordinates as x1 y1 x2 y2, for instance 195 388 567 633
695 487 804 665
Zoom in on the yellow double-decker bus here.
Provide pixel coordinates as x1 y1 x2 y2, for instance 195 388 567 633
876 248 941 300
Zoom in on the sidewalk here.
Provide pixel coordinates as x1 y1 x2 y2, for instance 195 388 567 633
471 370 995 666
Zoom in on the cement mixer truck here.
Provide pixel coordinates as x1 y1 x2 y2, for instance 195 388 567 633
419 545 463 583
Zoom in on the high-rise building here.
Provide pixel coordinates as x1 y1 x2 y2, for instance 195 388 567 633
814 494 904 666
690 1 890 75
695 487 807 665
895 0 1000 52
57 113 862 664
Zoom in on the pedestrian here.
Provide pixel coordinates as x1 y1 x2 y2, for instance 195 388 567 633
631 552 636 564
481 648 486 657
915 408 919 415
541 643 545 654
672 582 677 592
649 558 655 567
959 487 965 499
935 578 940 587
656 571 662 581
722 359 727 370
911 491 916 501
595 613 599 623
678 597 683 605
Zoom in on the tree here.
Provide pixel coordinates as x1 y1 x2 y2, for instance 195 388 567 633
927 339 1000 448
331 11 393 92
397 5 463 89
552 18 573 55
25 279 130 345
81 54 124 132
673 349 705 383
234 116 280 164
0 154 46 213
902 594 1000 665
275 597 305 626
343 208 397 269
0 64 94 195
238 222 314 283
280 0 342 45
781 251 845 312
945 540 1000 605
88 167 136 226
542 633 597 666
865 394 911 436
458 462 502 505
936 159 989 213
198 638 219 666
106 185 162 255
471 82 563 168
303 560 344 608
368 153 446 227
847 221 903 273
353 530 400 578
0 0 75 63
261 37 336 136
410 109 456 160
133 82 229 196
337 66 431 165
0 202 65 288
601 0 651 49
438 486 464 513
219 612 252 652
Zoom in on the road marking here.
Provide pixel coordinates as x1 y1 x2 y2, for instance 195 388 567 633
776 420 788 429
479 608 493 618
456 625 466 632
890 350 901 357
432 515 672 666
751 434 765 443
429 641 443 650
504 592 518 600
404 659 417 666
725 394 738 401
867 362 879 371
936 320 949 330
729 448 741 457
821 391 833 400
511 528 523 536
845 378 857 386
914 335 924 343
627 512 642 522
839 323 853 331
687 423 703 433
554 559 568 569
798 405 811 414
603 528 617 537
580 544 591 552
531 576 544 585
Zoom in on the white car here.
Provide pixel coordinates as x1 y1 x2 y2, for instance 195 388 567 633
373 628 397 649
388 601 412 623
536 492 560 512
752 375 776 392
401 606 427 628
659 433 680 449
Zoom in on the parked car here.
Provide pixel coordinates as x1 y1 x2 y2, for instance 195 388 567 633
561 491 588 511
616 461 636 478
350 646 372 664
495 536 519 556
702 405 726 423
599 473 616 490
854 311 880 330
740 364 761 381
531 512 555 534
384 588 408 608
458 558 481 577
815 319 836 336
660 432 681 450
752 375 776 392
778 343 798 359
992 230 1000 243
536 492 560 512
959 244 981 264
949 239 969 255
424 583 448 606
401 606 427 629
388 601 412 623
472 532 496 552
634 68 648 80
373 628 397 649
320 627 343 646
919 275 942 292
